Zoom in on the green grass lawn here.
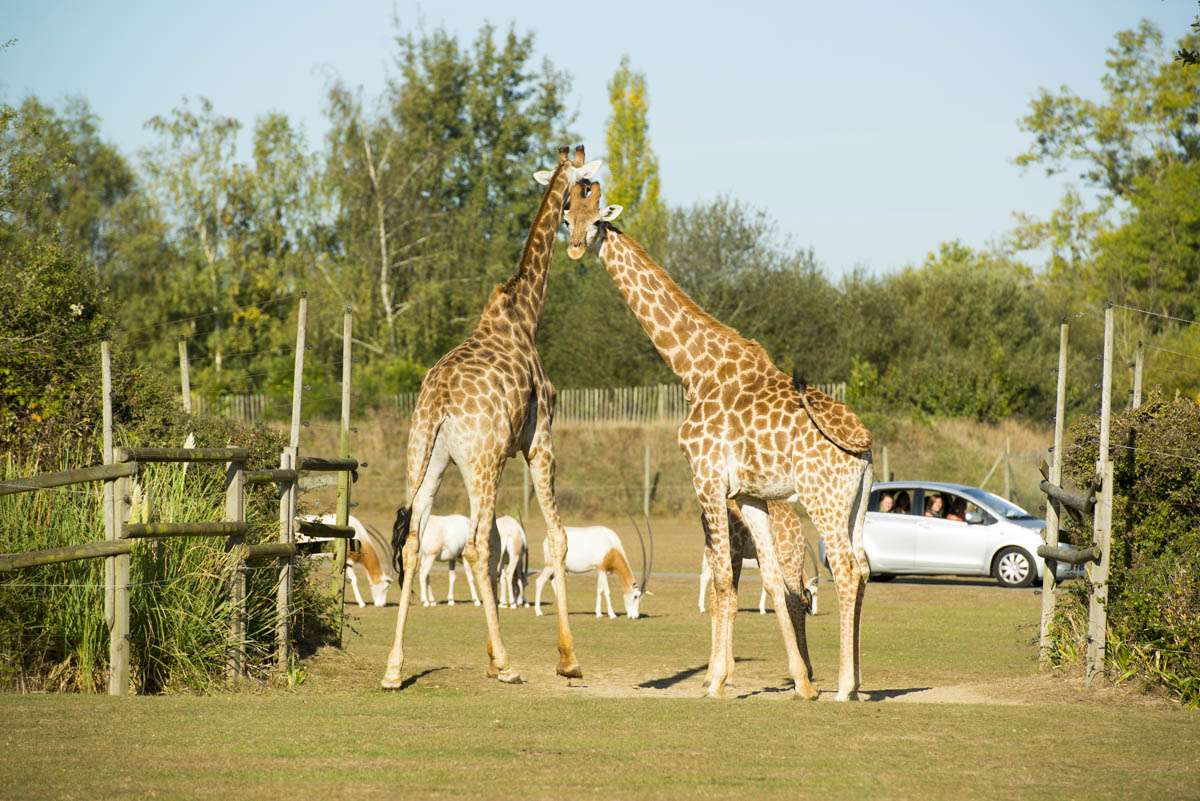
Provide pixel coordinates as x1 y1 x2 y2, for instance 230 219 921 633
2 517 1197 801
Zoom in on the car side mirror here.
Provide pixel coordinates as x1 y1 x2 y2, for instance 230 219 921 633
965 510 983 525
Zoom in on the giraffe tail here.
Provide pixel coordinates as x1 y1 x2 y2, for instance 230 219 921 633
393 408 446 582
392 507 412 583
850 458 873 575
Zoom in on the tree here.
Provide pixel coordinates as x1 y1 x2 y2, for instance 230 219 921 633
323 22 575 365
604 55 666 253
1016 20 1200 200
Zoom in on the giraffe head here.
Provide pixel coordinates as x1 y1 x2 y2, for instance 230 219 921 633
562 175 623 259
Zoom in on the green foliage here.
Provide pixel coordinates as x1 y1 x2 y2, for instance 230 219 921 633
1054 393 1200 705
604 55 666 252
0 417 337 692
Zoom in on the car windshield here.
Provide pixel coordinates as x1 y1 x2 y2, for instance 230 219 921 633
960 487 1036 520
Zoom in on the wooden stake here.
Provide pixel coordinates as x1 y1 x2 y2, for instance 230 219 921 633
178 339 192 413
334 307 352 643
1131 341 1144 409
290 294 307 450
276 449 293 672
225 460 246 680
880 445 890 483
1039 322 1069 665
1086 305 1115 685
109 474 131 695
1003 436 1012 499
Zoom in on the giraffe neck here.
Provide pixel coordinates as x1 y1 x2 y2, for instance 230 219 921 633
597 227 753 394
486 163 570 336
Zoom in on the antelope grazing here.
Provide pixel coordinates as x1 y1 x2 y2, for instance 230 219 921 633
496 515 529 608
298 513 393 608
416 514 481 607
534 521 653 619
698 510 821 616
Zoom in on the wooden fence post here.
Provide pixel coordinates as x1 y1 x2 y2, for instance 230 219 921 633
276 449 293 672
1039 322 1069 666
1086 305 1115 685
1003 436 1012 499
101 341 131 696
334 306 352 643
226 460 246 680
102 342 114 627
278 293 306 673
290 294 307 453
880 445 890 483
109 472 131 695
178 339 191 414
1131 341 1144 409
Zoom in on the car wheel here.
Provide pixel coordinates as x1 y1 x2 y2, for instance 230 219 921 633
871 573 896 583
993 547 1035 588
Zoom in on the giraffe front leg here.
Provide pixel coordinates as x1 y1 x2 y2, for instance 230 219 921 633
739 499 817 701
526 446 582 679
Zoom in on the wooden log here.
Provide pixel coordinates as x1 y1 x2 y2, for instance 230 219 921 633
298 456 359 473
1039 479 1095 517
0 462 139 497
123 522 248 539
115 447 250 464
243 468 299 485
1037 543 1101 565
296 520 355 539
0 539 134 572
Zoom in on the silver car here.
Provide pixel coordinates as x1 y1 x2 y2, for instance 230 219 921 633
822 481 1083 588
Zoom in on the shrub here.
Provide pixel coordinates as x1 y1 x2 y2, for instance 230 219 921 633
1051 392 1200 705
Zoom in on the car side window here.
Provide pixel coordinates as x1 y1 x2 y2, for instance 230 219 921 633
944 495 996 525
871 489 913 515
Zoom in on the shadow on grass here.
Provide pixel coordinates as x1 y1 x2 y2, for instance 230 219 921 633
884 577 1002 588
398 666 448 690
638 658 762 690
733 684 934 700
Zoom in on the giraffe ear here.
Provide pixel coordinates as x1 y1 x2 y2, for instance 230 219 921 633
532 170 554 186
600 204 623 222
571 159 603 182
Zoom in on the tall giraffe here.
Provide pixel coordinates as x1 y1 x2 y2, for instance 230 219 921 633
381 146 600 689
562 180 873 700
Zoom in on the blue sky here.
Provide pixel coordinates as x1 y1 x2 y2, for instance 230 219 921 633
2 1 1196 276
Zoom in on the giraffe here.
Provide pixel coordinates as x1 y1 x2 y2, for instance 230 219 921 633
561 179 873 700
380 146 601 689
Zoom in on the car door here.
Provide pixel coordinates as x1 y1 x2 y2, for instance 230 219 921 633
914 492 989 574
863 488 917 572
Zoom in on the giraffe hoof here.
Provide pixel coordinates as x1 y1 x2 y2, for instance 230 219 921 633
706 683 727 699
795 685 819 701
447 600 455 606
834 689 859 702
556 661 583 679
473 600 481 606
380 673 403 690
497 669 523 684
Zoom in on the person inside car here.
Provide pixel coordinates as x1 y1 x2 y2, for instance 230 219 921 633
878 491 895 513
946 497 967 522
894 492 912 515
923 494 945 518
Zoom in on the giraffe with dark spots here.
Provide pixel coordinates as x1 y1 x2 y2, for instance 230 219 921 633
381 146 602 689
562 178 873 701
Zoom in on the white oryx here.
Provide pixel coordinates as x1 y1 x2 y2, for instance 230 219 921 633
496 515 529 608
415 514 481 607
534 521 652 619
298 513 394 608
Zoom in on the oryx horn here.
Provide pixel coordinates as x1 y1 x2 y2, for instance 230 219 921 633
627 513 654 593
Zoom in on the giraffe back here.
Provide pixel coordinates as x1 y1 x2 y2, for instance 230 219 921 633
797 383 872 454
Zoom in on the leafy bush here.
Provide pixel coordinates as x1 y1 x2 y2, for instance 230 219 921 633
1051 392 1200 704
